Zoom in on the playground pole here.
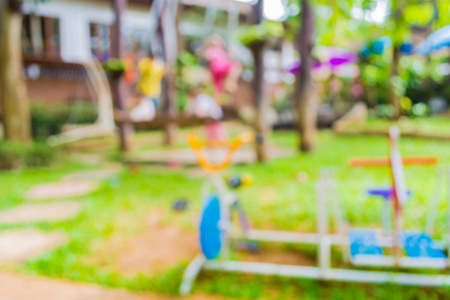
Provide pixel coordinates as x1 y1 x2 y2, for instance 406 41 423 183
251 0 269 162
111 0 132 151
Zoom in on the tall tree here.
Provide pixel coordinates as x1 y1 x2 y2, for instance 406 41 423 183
387 2 405 120
294 0 316 152
160 0 179 147
387 0 441 118
387 37 402 119
0 0 31 143
251 0 269 161
111 0 132 151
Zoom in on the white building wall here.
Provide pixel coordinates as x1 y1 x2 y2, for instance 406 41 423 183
22 0 252 64
23 0 153 63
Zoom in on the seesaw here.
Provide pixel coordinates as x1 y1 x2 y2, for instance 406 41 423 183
180 127 450 296
346 127 447 269
350 157 438 168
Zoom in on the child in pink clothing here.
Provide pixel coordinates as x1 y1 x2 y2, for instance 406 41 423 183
204 35 241 95
206 46 233 94
203 35 241 142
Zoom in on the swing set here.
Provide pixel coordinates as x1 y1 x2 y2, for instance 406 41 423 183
116 0 243 131
180 126 450 295
47 58 115 146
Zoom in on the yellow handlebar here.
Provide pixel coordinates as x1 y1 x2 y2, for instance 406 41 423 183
186 132 255 173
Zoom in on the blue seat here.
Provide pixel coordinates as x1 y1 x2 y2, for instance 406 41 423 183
349 229 383 258
400 231 446 259
367 187 412 201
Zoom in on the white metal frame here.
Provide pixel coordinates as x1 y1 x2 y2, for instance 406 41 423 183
180 128 450 295
180 174 450 295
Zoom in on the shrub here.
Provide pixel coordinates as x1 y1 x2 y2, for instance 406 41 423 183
103 58 126 73
0 142 24 170
31 102 98 139
0 141 56 170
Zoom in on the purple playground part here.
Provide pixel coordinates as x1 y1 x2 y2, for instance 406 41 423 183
367 187 412 201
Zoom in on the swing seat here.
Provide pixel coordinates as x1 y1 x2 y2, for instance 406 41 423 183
349 229 384 258
400 231 447 259
367 187 412 201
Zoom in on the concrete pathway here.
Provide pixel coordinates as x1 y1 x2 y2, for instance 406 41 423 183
0 272 225 300
0 201 83 225
26 179 98 201
0 230 66 264
64 167 121 181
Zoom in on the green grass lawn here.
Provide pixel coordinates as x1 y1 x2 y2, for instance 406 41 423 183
2 126 450 299
340 116 450 137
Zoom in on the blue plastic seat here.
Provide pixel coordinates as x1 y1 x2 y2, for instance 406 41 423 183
349 229 383 258
367 187 411 201
400 231 447 259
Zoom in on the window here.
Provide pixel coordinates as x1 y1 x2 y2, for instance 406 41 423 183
22 15 60 57
90 23 111 62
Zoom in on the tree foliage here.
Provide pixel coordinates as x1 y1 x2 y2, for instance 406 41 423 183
236 20 284 46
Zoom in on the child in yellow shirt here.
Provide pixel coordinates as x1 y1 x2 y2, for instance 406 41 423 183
137 57 165 108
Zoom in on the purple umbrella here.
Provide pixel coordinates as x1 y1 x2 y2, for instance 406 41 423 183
286 60 322 74
286 47 358 75
329 52 358 68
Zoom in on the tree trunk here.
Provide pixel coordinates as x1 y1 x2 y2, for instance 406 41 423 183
387 46 401 119
252 44 269 162
161 68 177 146
295 0 316 152
111 0 132 151
0 0 31 143
251 0 268 162
160 0 178 147
176 3 184 55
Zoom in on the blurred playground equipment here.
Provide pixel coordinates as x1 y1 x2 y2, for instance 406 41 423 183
416 24 450 55
180 126 450 295
47 58 115 146
180 131 254 294
112 0 243 133
350 149 441 236
347 127 445 268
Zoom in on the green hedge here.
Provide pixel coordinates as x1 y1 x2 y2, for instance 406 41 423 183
0 141 56 170
31 102 98 139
